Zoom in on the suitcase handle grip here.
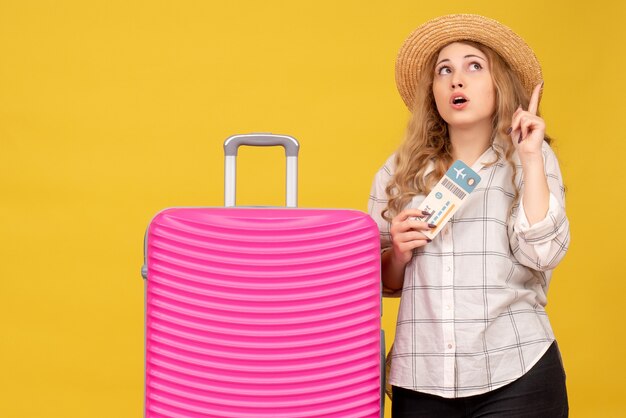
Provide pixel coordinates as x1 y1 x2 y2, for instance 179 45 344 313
223 133 299 207
224 133 299 157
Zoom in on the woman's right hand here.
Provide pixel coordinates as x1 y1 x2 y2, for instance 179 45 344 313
390 208 435 266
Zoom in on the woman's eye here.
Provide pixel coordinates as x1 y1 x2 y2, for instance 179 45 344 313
438 67 451 75
469 62 482 71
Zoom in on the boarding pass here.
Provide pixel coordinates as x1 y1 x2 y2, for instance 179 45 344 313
416 160 481 239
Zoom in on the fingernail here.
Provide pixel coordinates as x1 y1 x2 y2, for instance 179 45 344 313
422 210 431 216
428 223 437 228
540 80 544 88
506 127 512 134
518 133 523 143
426 239 432 243
517 104 522 109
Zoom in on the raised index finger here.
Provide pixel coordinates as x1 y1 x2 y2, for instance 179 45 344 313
527 81 543 115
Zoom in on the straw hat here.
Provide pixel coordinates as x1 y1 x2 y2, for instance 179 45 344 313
395 14 542 109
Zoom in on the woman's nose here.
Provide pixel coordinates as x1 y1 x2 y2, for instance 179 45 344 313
452 82 464 89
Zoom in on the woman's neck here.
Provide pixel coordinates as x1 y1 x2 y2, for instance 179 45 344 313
448 122 493 167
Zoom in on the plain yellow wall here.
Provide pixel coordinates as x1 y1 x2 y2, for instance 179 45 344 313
1 1 625 417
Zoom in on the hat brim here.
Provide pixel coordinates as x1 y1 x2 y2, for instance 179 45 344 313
395 14 542 109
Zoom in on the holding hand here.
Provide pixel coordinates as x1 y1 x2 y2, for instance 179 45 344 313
390 209 434 265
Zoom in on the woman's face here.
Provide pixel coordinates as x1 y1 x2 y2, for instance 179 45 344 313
432 42 496 129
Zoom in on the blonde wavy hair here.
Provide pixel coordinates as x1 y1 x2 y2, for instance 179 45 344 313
382 40 552 222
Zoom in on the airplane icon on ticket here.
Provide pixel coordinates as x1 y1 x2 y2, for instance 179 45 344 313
453 167 466 179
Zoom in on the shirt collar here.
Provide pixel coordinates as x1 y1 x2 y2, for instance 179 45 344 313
423 143 501 178
471 143 501 172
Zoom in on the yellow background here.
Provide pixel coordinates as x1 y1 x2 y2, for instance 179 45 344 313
1 1 624 417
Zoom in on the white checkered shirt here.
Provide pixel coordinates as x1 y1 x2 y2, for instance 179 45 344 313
368 141 570 398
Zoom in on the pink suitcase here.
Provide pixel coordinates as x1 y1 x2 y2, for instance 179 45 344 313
141 134 384 417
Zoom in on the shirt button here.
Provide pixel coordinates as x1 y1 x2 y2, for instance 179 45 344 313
447 344 453 349
446 305 451 310
445 266 451 272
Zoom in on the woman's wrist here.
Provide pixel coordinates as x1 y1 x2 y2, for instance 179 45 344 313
519 150 544 169
382 249 407 290
521 153 547 186
519 153 550 225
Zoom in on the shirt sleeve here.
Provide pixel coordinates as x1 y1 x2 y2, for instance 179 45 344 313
368 155 402 297
510 142 570 272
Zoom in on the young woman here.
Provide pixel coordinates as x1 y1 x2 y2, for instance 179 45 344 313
368 14 570 417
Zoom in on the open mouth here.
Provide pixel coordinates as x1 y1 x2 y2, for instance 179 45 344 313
452 97 468 105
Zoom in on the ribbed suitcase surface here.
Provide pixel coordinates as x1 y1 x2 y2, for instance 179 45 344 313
144 207 382 417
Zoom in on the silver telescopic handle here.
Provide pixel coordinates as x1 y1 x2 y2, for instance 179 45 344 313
223 133 299 208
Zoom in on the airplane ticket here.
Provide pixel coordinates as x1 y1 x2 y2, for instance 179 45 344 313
414 160 481 240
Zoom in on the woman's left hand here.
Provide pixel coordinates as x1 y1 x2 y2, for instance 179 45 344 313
509 82 545 160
